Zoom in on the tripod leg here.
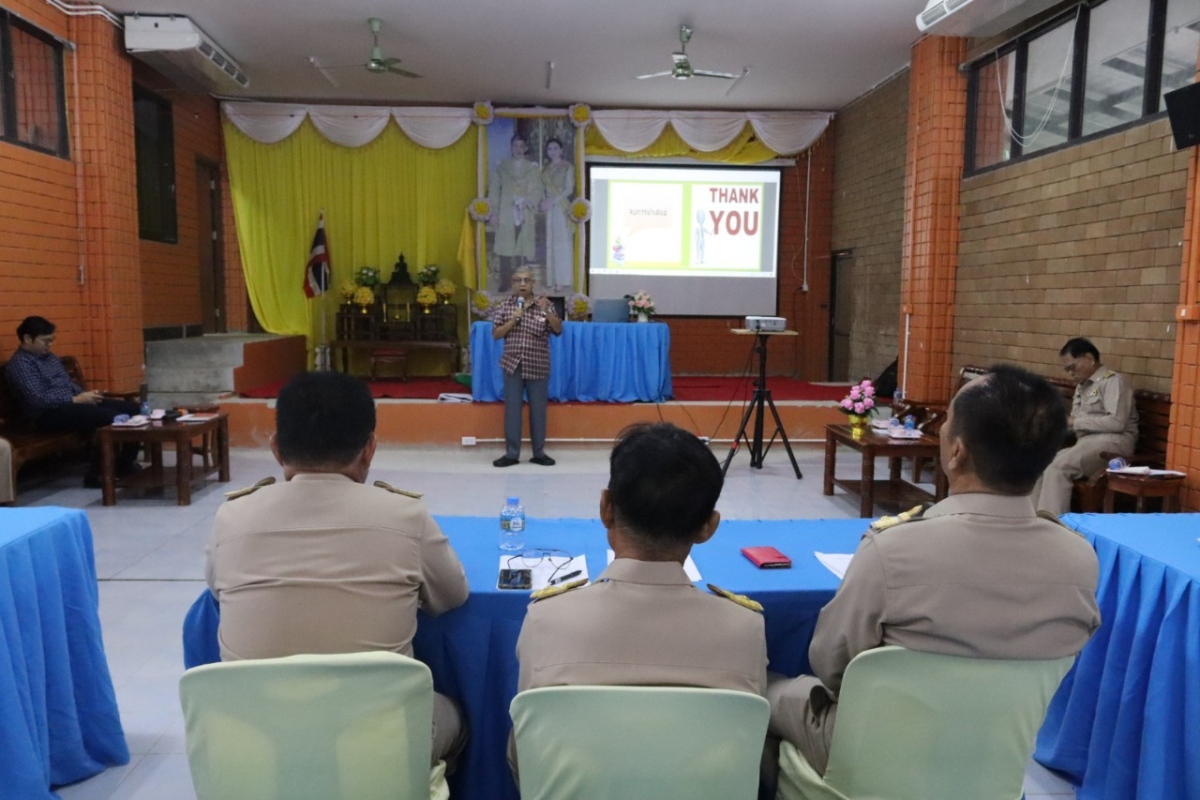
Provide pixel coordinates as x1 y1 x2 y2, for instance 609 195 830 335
764 392 803 479
722 398 759 476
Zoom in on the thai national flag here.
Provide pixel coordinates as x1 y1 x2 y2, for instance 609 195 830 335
304 212 331 298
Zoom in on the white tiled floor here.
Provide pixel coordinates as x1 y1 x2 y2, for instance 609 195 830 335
20 442 1076 798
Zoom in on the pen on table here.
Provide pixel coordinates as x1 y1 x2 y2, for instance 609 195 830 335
549 570 582 586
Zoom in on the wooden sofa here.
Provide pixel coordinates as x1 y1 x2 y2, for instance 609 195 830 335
902 365 1172 513
0 356 139 499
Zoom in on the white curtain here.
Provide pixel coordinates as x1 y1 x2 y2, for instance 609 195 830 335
592 109 833 155
222 102 473 149
223 102 833 156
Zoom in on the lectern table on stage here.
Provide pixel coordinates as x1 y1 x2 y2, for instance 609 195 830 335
722 329 802 479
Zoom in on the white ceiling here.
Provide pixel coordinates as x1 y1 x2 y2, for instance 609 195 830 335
107 0 929 111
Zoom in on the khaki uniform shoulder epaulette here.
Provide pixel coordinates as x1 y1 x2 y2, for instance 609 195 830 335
707 584 763 613
870 504 926 533
224 476 275 501
530 578 588 602
374 480 423 499
1036 510 1088 537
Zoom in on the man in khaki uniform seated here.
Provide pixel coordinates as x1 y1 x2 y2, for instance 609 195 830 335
1033 337 1137 515
512 422 768 775
205 371 469 763
766 365 1101 781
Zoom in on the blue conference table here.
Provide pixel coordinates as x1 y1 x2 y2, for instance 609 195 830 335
0 508 128 798
470 320 673 402
183 516 865 800
1036 512 1200 800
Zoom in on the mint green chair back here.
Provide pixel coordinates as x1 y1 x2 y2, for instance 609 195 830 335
776 646 1075 800
179 652 449 800
510 686 769 800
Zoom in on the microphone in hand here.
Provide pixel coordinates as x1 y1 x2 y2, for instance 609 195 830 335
513 296 525 324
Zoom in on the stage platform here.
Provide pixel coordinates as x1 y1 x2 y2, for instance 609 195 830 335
216 396 847 448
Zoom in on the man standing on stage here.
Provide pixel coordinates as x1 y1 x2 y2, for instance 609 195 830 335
491 266 561 467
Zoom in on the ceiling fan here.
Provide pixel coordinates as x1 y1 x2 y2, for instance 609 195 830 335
636 25 737 81
312 18 421 79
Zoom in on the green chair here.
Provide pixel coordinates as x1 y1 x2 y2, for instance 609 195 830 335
179 652 450 800
775 646 1075 800
510 685 769 800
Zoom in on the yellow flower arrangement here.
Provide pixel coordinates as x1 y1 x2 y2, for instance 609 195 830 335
568 293 592 321
468 197 491 222
472 101 495 125
352 286 375 308
569 197 592 224
417 286 438 307
340 279 358 302
472 291 493 318
435 278 456 299
568 103 591 127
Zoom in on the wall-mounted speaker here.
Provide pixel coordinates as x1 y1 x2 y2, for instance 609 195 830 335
1164 82 1200 150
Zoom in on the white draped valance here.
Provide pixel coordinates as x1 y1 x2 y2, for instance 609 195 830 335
222 102 474 149
223 102 833 156
591 109 834 155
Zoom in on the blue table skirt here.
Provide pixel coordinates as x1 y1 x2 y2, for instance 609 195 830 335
469 321 673 403
183 516 867 800
1037 513 1200 800
0 508 129 797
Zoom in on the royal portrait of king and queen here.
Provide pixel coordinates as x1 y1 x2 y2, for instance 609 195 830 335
484 116 578 294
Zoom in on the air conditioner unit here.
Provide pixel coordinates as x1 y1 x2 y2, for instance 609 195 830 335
124 15 249 92
916 0 1063 38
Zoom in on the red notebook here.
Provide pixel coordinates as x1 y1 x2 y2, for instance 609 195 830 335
741 546 793 569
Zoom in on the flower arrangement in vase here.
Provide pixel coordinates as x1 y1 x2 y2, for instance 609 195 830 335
355 266 380 287
352 286 375 313
417 286 437 313
417 264 441 287
624 291 655 322
840 379 878 430
435 278 456 304
471 291 495 319
567 293 592 321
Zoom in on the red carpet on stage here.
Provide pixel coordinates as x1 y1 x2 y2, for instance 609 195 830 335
239 376 852 402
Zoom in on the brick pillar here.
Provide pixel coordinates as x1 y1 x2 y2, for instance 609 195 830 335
1168 126 1200 510
898 36 968 403
70 16 144 389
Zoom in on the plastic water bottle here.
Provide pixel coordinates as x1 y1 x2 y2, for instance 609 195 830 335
499 496 525 551
139 401 150 417
903 415 916 431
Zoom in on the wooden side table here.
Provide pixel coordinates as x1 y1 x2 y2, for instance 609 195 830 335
98 414 230 506
1103 472 1185 513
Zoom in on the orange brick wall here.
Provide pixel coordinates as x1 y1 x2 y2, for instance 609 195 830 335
666 134 834 378
221 162 251 331
899 35 968 403
134 66 224 329
1170 123 1200 510
0 2 89 363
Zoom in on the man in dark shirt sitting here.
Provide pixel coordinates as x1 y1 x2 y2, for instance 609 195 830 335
6 316 140 486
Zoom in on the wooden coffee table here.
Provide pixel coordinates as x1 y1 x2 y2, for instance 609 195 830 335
98 414 230 506
823 423 948 518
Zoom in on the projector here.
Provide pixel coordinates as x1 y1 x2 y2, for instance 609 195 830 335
745 316 786 332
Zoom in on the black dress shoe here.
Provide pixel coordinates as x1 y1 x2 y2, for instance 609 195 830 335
493 456 520 468
530 455 556 466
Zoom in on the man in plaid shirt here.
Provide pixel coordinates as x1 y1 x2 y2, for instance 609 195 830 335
6 316 140 487
491 267 562 467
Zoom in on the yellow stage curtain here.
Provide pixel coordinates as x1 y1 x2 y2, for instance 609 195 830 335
584 123 780 164
224 120 476 346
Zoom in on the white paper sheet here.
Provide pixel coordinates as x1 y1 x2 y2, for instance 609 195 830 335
606 549 701 581
815 552 854 580
1108 466 1186 477
497 554 588 591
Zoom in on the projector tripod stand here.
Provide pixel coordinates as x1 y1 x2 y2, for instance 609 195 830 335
722 330 802 479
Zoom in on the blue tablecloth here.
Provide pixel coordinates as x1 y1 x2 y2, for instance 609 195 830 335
469 321 673 403
0 508 128 797
183 516 865 800
1038 513 1200 800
